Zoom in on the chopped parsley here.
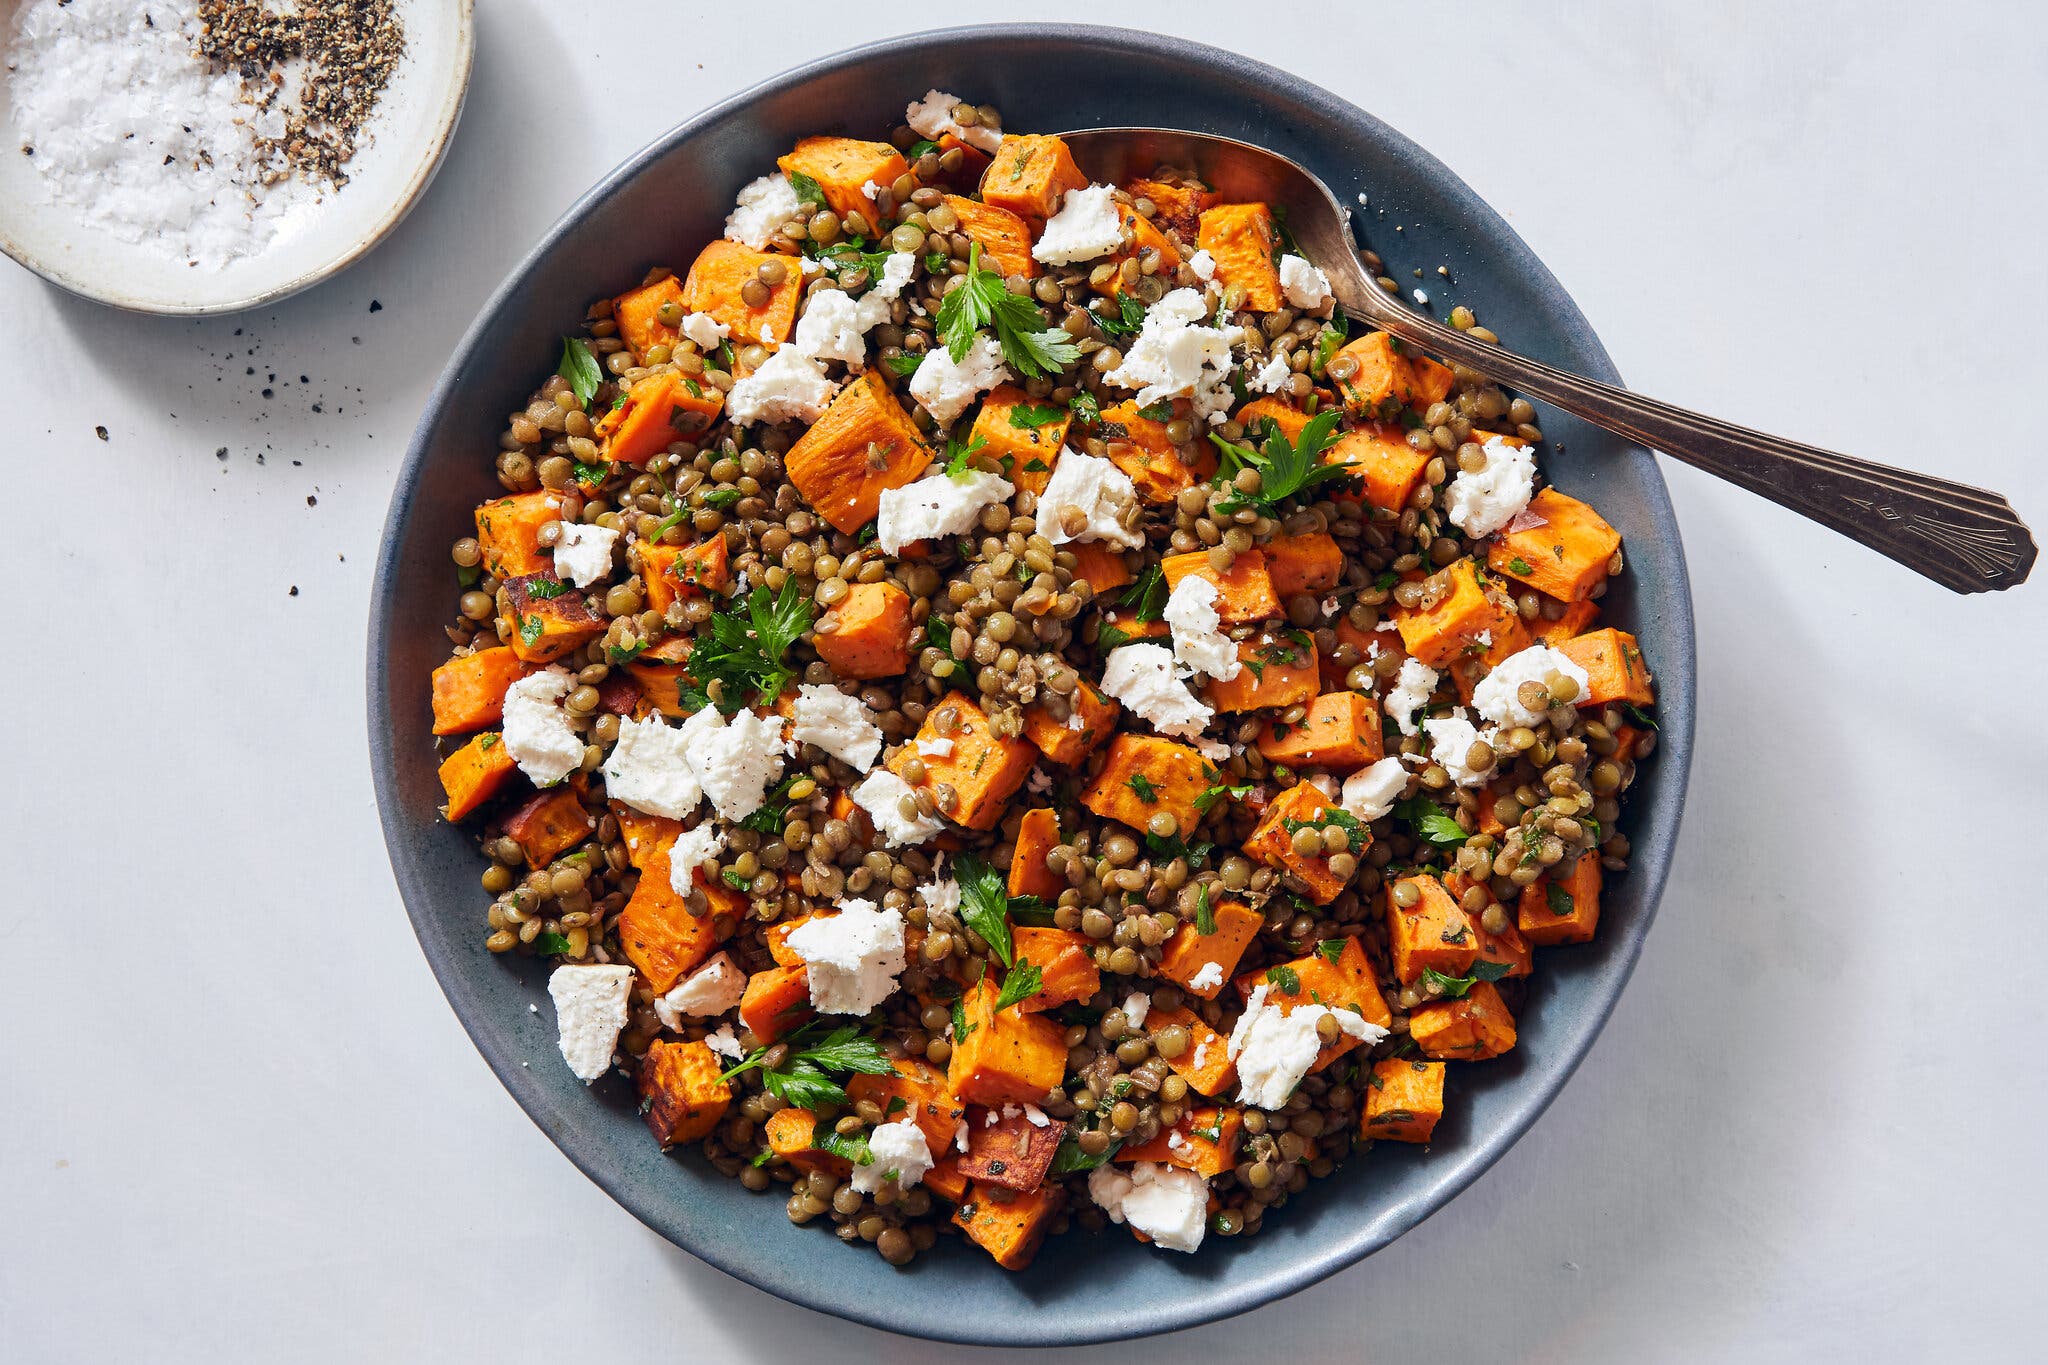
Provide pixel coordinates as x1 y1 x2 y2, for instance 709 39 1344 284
1193 883 1217 936
1264 964 1302 994
1007 401 1066 429
1420 960 1511 999
1207 408 1353 511
717 1020 895 1110
1120 564 1167 621
1126 773 1159 803
1547 884 1576 917
1394 796 1469 847
678 579 815 713
934 242 1082 379
556 337 602 406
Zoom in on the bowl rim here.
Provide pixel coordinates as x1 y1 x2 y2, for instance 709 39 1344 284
368 21 1695 1344
0 0 476 317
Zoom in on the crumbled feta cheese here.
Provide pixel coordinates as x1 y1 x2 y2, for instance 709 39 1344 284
1422 713 1494 787
788 683 884 771
552 521 618 589
1161 573 1241 682
860 178 882 204
1099 643 1214 740
1026 767 1053 793
792 289 871 367
689 709 788 821
1105 288 1235 424
1066 710 1088 732
726 346 839 427
1341 757 1410 823
875 468 1014 553
954 1117 971 1153
1194 737 1232 763
904 89 1003 154
1190 962 1224 993
1228 984 1385 1108
665 821 726 899
1188 249 1217 281
851 1118 934 1193
547 964 634 1082
1413 288 1430 305
1167 1130 1192 1154
850 769 946 846
1190 1037 1212 1072
785 899 906 1014
872 251 917 300
1088 1161 1209 1253
652 951 746 1030
703 1023 745 1059
1122 992 1150 1028
1032 183 1124 265
1246 352 1292 394
1022 1104 1051 1127
908 334 1007 426
602 713 703 819
917 878 961 921
1471 644 1593 728
501 668 584 787
1444 435 1537 538
679 311 730 351
724 173 801 250
1037 449 1142 548
916 737 955 759
1384 657 1441 737
1279 255 1332 311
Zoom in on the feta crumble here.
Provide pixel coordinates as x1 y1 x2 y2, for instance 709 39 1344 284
1279 255 1333 311
1341 757 1410 823
1188 249 1217 281
726 346 839 427
501 669 584 787
872 251 918 299
1088 1161 1209 1253
788 684 884 771
1099 643 1214 740
602 714 702 820
1383 657 1441 737
548 964 634 1082
1122 992 1151 1028
665 821 726 899
724 173 801 250
1246 352 1293 394
850 769 946 847
785 899 906 1015
1471 644 1593 728
679 311 730 352
652 952 746 1030
1161 574 1241 682
791 289 871 368
1422 713 1494 787
703 1023 745 1060
916 737 955 759
1413 288 1430 305
1104 288 1236 424
917 878 961 921
1037 450 1143 549
904 89 1003 155
1444 435 1537 538
908 334 1007 426
875 469 1014 553
1228 984 1385 1109
851 1118 935 1194
689 709 788 821
1189 961 1224 993
1032 184 1125 265
552 521 618 589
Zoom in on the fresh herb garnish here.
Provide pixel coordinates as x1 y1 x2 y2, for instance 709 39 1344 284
1120 564 1167 621
785 170 826 207
944 433 989 479
717 1020 895 1109
1091 293 1147 337
1069 390 1101 424
680 579 815 713
740 775 801 834
721 868 750 891
955 853 1016 969
1265 964 1302 994
557 337 602 407
532 931 573 956
1008 401 1066 429
813 1126 873 1166
521 577 571 600
906 138 941 159
1395 796 1469 847
1207 408 1352 511
1126 773 1159 803
1313 313 1350 373
517 615 543 647
883 351 923 378
572 459 611 487
1193 883 1217 936
1547 884 1576 918
1508 556 1535 576
934 242 1082 379
950 997 974 1043
1316 938 1348 964
1623 702 1658 730
1048 1136 1120 1175
1137 400 1174 423
701 487 742 510
1420 960 1511 999
992 962 1044 1012
1193 780 1253 814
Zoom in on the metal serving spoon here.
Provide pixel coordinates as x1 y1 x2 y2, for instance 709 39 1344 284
1061 128 2035 595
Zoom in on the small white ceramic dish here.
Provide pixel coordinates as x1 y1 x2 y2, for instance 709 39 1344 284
0 0 473 315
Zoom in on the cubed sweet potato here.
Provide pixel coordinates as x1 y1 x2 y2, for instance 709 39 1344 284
596 370 722 467
1160 547 1279 624
1021 679 1120 766
474 491 563 579
682 239 803 347
1066 540 1133 592
779 136 909 225
623 662 691 718
738 963 812 1044
1257 691 1384 772
1488 487 1621 603
503 573 605 665
637 536 731 620
942 195 1039 280
1361 1058 1446 1143
968 384 1068 493
1097 401 1206 503
610 802 683 871
1447 612 1534 705
954 1180 1062 1270
978 134 1086 223
1095 203 1181 298
1008 808 1063 901
1242 781 1362 906
783 370 933 534
619 839 741 993
1333 332 1437 418
1528 596 1600 647
1384 873 1478 985
958 1106 1065 1191
1117 1106 1242 1177
1205 630 1319 713
1012 926 1099 1014
1146 1004 1236 1095
886 691 1036 831
1407 353 1455 407
639 1039 733 1146
1447 872 1532 977
947 977 1067 1107
1518 852 1602 946
1408 980 1517 1060
1078 732 1209 838
764 910 832 967
438 732 515 821
813 580 913 680
1158 897 1262 1000
1123 176 1213 240
1557 628 1654 706
612 275 685 358
846 1057 967 1158
1196 202 1282 311
763 1107 847 1176
1235 937 1391 1071
1236 396 1310 444
500 784 595 867
431 647 530 735
1323 423 1432 513
1393 559 1519 669
1265 532 1343 599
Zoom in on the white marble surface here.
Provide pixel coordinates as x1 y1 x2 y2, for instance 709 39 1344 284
4 3 2043 1361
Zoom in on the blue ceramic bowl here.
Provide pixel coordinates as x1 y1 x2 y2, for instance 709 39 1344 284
368 24 1695 1346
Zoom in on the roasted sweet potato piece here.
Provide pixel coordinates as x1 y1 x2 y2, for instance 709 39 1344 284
610 802 683 871
623 662 691 718
1095 202 1182 298
1236 396 1310 444
1447 611 1535 705
885 691 1036 831
1322 423 1430 513
948 976 1067 1107
1519 852 1602 946
474 491 563 579
619 839 741 993
1321 614 1405 690
1123 176 1212 240
596 370 722 467
438 732 515 821
1385 873 1478 985
612 274 685 358
1158 898 1262 1000
1409 980 1517 1060
1528 596 1600 647
968 384 1068 493
635 536 730 620
779 136 909 224
1147 1004 1236 1096
1118 1106 1242 1177
763 1107 847 1176
924 132 992 192
1196 202 1282 311
1558 628 1654 707
954 1180 1063 1270
503 573 605 665
500 784 595 867
1021 678 1119 766
1065 540 1132 592
958 1106 1065 1191
1393 559 1520 669
1242 781 1362 906
431 647 529 735
1008 808 1063 901
942 194 1039 280
1408 353 1455 407
847 1057 968 1158
682 239 802 347
1012 926 1099 1014
738 963 812 1044
1205 629 1319 713
1265 532 1343 599
1488 487 1621 603
978 134 1086 223
814 580 913 679
1446 872 1533 977
1099 401 1204 503
783 370 933 534
1362 1058 1446 1143
1257 691 1384 772
1078 732 1209 837
1333 332 1438 418
1160 547 1279 623
1235 937 1391 1073
639 1040 733 1145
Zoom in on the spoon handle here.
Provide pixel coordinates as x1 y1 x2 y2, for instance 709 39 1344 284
1342 301 2036 594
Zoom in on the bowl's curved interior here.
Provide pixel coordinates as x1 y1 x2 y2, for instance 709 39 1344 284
368 24 1694 1347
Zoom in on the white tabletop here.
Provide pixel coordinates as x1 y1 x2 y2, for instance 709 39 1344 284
6 3 2043 1360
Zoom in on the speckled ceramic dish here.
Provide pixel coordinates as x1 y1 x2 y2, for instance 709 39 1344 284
0 0 473 316
368 25 1695 1346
